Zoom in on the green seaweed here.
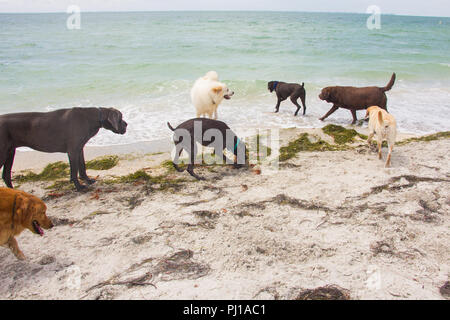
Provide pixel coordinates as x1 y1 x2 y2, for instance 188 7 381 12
116 170 152 183
397 131 450 146
160 160 176 173
279 126 368 162
367 131 450 148
15 161 70 183
45 179 73 191
106 169 187 192
86 155 119 170
279 133 338 161
322 124 367 144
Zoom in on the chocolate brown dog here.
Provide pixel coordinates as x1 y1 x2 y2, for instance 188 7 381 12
319 73 396 124
268 81 306 116
167 118 247 180
0 107 127 191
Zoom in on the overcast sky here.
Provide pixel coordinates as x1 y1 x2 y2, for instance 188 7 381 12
0 0 449 17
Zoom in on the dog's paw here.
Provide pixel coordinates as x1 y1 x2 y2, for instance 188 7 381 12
16 252 26 260
85 178 96 185
75 184 89 192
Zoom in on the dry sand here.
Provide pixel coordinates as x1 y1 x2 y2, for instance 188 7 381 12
0 127 449 300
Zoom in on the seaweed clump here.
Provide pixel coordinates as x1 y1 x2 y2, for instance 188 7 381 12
116 170 152 183
295 285 351 300
160 160 176 173
397 131 450 146
107 169 187 192
322 124 367 144
15 161 69 183
86 155 119 170
279 133 336 161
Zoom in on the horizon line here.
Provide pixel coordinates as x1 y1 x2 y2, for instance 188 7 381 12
0 9 449 19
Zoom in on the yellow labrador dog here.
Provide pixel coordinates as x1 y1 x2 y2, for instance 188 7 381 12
365 106 397 167
190 71 234 119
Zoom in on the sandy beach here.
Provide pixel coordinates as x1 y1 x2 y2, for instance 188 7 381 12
1 125 448 300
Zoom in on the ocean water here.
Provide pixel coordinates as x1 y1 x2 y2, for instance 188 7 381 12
0 11 449 146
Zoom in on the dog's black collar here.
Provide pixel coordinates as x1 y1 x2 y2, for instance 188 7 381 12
273 81 279 90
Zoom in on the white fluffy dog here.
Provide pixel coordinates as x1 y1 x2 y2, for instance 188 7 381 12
191 71 234 119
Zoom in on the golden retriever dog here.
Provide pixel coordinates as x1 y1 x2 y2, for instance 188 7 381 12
190 71 234 119
365 106 397 167
0 188 53 260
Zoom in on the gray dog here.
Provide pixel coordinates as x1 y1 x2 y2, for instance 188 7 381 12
167 118 247 180
268 81 306 116
0 107 127 191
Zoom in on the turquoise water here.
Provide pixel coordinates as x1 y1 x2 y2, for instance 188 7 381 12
0 12 449 145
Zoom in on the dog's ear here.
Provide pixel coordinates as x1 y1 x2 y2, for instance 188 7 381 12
106 108 121 132
366 106 377 119
377 110 384 125
302 82 304 88
211 86 222 94
16 194 32 226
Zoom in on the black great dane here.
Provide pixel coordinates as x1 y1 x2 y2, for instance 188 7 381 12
0 107 127 191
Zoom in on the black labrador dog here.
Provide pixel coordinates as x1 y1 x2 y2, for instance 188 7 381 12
268 81 306 116
167 118 247 180
0 107 127 191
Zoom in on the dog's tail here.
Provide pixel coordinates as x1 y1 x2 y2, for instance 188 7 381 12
167 122 175 131
381 73 396 92
301 82 304 88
